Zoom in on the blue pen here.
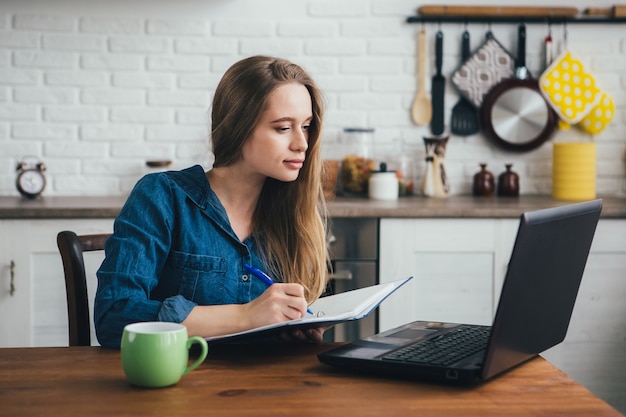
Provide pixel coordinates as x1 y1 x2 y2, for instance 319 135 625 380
244 263 313 315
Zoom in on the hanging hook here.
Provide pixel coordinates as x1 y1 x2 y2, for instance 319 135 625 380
544 19 555 68
547 19 552 36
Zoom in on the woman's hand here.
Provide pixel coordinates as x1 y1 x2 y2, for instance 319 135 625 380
243 283 309 327
183 283 329 341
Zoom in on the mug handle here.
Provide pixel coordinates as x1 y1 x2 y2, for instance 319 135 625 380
183 336 209 376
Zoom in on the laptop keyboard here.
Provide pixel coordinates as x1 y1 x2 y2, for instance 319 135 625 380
381 325 491 367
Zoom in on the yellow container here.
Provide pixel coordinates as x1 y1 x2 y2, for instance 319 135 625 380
552 142 596 201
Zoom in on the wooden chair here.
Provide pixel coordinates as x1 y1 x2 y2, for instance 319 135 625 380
56 231 111 346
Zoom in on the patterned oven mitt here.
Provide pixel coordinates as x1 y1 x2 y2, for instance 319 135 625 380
451 32 515 108
539 50 603 125
578 92 615 135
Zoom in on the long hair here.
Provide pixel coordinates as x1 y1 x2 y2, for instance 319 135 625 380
211 55 329 302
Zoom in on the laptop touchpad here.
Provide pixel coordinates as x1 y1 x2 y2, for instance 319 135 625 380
387 328 435 339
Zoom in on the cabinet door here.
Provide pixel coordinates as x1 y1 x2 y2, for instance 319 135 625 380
0 221 32 347
379 218 498 331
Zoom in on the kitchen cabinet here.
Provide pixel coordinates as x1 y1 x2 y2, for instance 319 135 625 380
0 219 112 347
379 217 626 414
379 218 517 330
378 218 518 329
0 221 32 347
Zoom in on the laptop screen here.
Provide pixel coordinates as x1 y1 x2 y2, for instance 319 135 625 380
482 199 602 379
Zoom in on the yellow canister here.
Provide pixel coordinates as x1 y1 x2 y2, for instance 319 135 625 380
552 142 596 201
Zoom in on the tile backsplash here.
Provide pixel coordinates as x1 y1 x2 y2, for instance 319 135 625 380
1 0 624 196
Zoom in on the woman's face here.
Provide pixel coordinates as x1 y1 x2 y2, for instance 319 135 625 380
242 82 313 183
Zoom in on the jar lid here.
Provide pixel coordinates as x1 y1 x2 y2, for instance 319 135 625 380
371 162 396 173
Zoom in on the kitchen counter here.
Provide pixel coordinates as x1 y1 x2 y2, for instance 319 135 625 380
1 195 625 219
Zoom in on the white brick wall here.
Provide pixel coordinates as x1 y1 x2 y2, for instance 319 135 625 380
0 0 625 197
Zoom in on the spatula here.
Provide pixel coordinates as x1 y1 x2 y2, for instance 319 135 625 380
410 27 431 126
430 30 445 136
450 30 480 136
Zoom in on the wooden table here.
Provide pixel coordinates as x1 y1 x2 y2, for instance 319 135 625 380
0 344 622 417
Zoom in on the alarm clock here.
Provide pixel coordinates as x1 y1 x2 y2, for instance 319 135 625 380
15 158 47 199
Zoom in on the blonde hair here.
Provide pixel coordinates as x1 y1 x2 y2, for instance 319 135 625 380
211 56 329 302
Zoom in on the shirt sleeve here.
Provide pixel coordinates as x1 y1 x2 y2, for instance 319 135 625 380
94 173 198 348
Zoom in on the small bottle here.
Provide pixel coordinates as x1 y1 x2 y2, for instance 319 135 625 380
368 162 398 200
472 163 495 197
498 164 520 197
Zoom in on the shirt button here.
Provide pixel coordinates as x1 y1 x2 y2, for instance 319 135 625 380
242 274 249 282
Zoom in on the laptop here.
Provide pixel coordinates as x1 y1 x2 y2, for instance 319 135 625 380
318 199 603 384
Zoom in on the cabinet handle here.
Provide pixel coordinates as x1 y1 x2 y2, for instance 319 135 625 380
329 270 353 281
10 260 15 296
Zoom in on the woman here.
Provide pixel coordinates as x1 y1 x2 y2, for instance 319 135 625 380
94 55 329 348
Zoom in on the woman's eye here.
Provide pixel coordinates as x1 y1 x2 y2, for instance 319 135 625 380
302 124 311 131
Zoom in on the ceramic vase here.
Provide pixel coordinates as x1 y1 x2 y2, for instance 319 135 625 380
472 163 495 197
420 136 449 198
497 164 520 197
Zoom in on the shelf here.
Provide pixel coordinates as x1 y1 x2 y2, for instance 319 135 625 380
407 16 626 24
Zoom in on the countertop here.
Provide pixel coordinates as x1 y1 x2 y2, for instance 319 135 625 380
1 195 625 219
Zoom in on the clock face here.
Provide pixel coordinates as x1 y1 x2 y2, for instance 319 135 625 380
17 169 46 197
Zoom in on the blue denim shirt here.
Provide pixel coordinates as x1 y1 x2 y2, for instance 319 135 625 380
94 165 270 348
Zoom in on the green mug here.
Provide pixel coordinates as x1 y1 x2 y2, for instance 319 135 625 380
121 322 208 388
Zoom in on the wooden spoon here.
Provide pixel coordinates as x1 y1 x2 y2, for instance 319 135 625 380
411 27 432 126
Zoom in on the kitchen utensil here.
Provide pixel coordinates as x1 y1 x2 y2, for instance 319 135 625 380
411 27 432 126
543 24 555 70
430 30 445 135
584 5 626 17
450 30 480 136
451 31 515 108
480 23 557 152
418 5 579 17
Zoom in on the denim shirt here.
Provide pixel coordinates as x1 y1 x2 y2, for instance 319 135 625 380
94 165 270 348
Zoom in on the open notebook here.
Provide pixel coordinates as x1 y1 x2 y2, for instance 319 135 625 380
205 276 412 343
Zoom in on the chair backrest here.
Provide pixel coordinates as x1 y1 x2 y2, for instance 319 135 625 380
56 231 111 346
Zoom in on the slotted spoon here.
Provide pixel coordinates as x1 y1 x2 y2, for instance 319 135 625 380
450 30 480 136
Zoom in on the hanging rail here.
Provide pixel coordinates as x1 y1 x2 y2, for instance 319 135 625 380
406 16 626 24
407 5 626 24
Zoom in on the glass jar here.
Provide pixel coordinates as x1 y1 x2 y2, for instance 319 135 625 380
368 162 399 200
340 128 375 195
